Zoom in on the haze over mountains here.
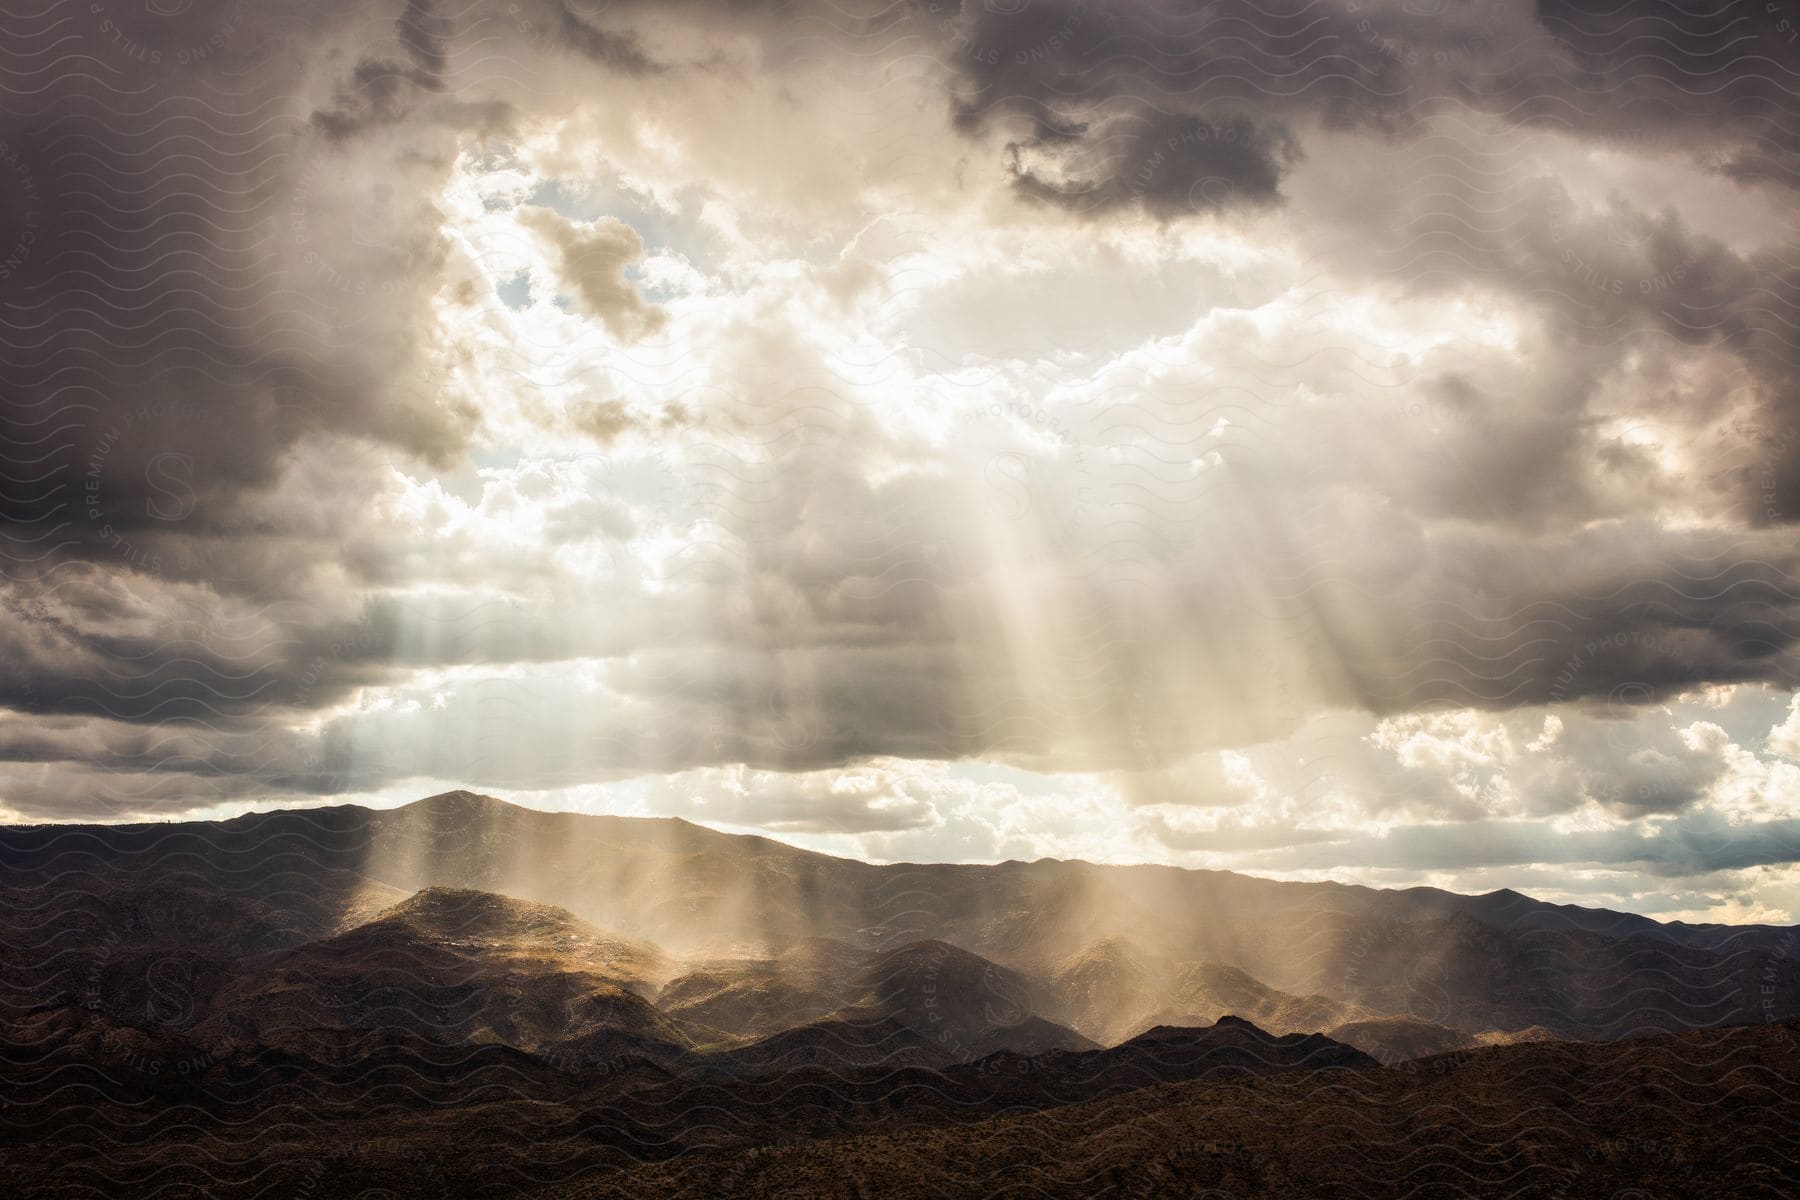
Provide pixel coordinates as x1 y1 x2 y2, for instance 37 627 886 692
3 791 1798 1196
8 791 1800 1060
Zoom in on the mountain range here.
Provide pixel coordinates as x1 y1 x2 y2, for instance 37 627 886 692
3 790 1797 1197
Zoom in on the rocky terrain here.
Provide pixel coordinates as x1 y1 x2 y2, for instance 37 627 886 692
567 1022 1800 1200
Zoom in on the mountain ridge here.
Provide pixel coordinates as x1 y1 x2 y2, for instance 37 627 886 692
6 791 1798 1050
8 789 1782 942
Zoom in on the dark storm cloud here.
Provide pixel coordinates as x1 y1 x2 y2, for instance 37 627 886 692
0 0 561 817
1456 179 1800 526
397 0 451 76
1351 529 1800 713
920 0 1798 225
1009 110 1299 218
927 0 1368 217
311 54 447 142
1521 0 1800 158
1337 0 1800 529
310 0 523 140
1 15 325 589
0 0 663 606
0 570 401 724
0 0 504 559
544 0 661 72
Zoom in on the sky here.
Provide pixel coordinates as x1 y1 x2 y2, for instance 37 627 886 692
3 0 1800 921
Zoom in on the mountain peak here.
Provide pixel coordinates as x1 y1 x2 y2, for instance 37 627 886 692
408 789 519 814
1125 1015 1274 1046
1211 1014 1266 1032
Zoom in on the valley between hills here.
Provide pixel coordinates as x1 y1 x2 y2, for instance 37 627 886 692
3 790 1797 1197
